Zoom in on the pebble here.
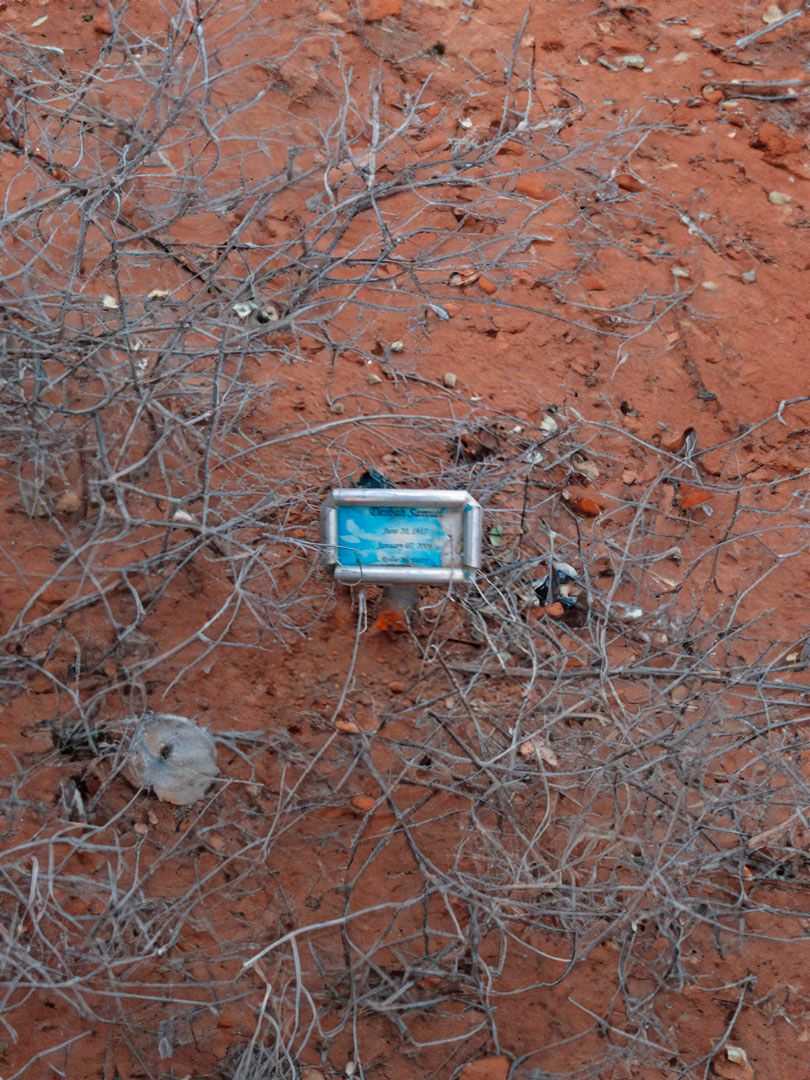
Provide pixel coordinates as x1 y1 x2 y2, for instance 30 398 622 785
390 340 404 353
56 490 81 514
616 173 644 192
389 681 406 694
768 190 792 205
741 269 757 284
442 372 458 388
689 28 704 39
671 266 691 279
620 55 646 69
702 86 723 103
763 3 785 24
701 281 719 291
367 373 383 384
673 52 690 64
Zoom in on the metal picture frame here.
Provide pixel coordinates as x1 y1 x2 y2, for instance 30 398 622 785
321 488 483 585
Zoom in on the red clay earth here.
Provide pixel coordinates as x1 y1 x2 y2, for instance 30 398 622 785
1 1 809 1078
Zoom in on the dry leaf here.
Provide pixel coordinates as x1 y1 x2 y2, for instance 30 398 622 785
572 457 599 482
448 269 480 287
519 737 560 768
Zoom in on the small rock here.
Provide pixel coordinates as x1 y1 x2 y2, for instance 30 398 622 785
752 121 802 160
416 130 448 154
702 86 723 103
620 54 646 69
672 266 691 279
367 373 383 385
616 173 644 192
689 28 705 39
497 139 525 156
621 469 638 484
330 402 345 414
442 372 458 388
762 3 784 24
56 490 81 514
741 269 757 284
389 340 404 353
582 274 606 291
768 190 792 205
562 487 605 517
515 175 554 201
316 9 344 24
94 11 113 33
701 281 719 291
712 1044 754 1080
673 51 690 64
389 681 406 694
101 293 119 309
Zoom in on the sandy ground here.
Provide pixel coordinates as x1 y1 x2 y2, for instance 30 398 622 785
0 0 809 1078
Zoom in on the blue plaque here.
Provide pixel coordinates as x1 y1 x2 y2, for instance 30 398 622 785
321 489 482 585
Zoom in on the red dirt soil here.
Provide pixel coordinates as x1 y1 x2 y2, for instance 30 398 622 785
1 0 809 1078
